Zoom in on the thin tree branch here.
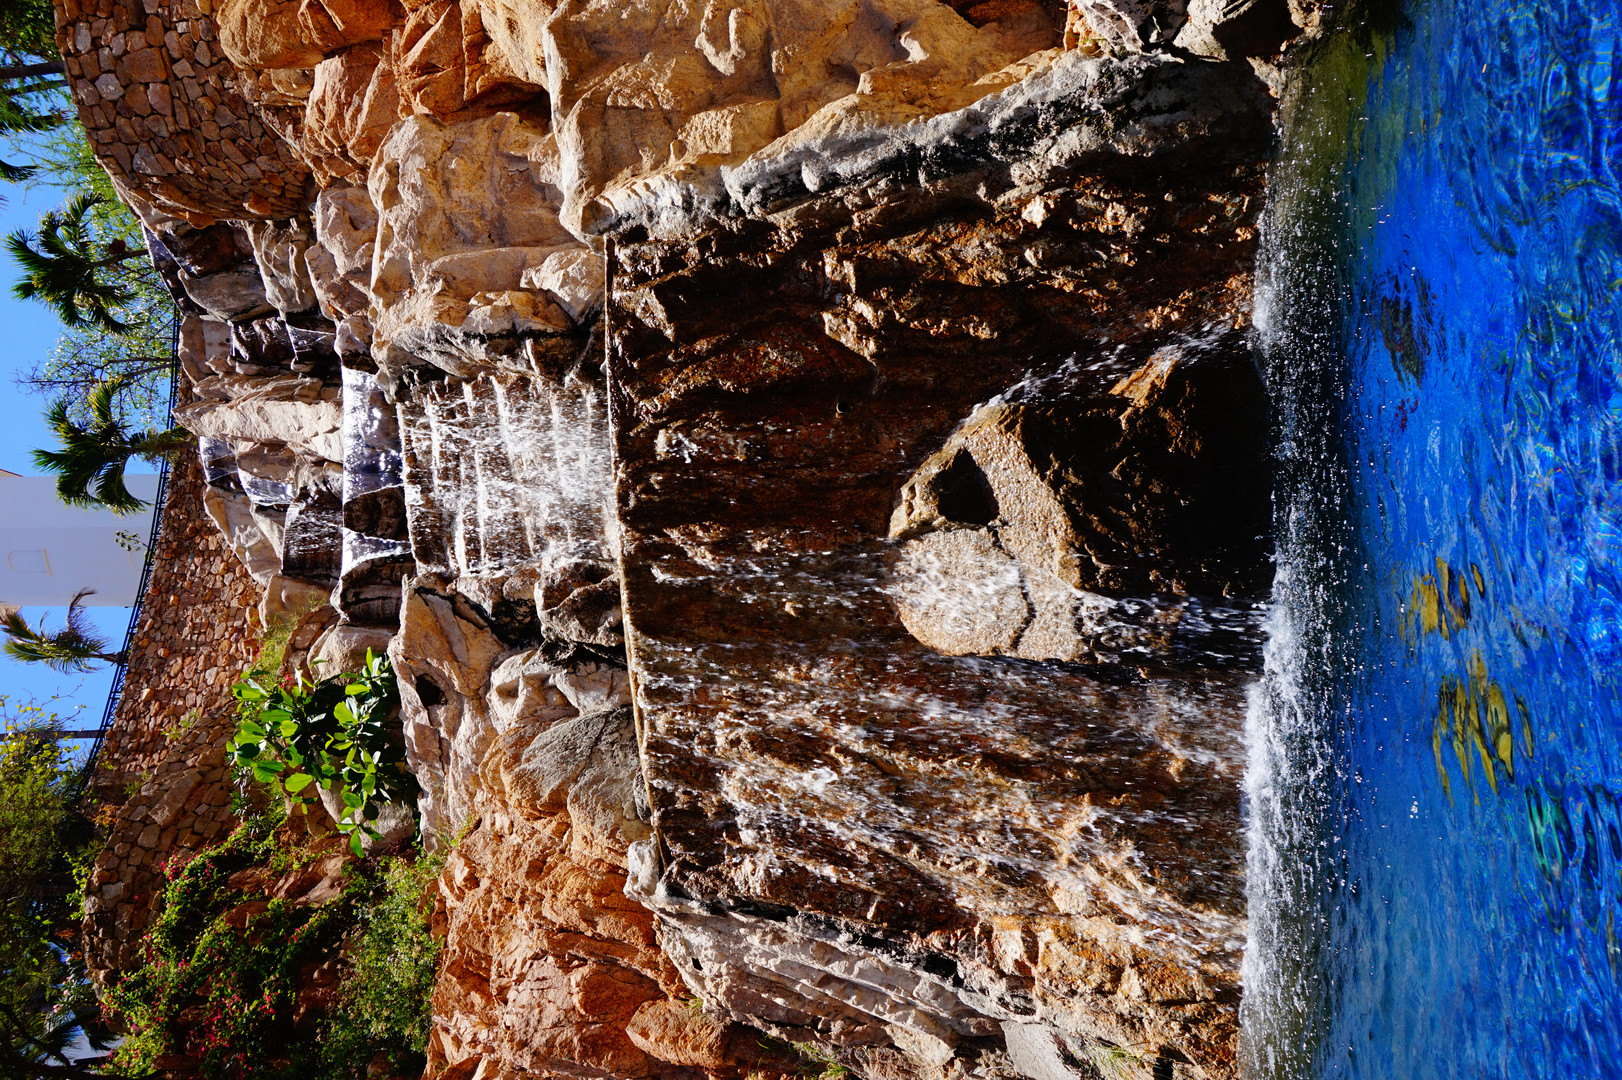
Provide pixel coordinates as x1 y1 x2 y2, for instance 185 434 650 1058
0 61 66 80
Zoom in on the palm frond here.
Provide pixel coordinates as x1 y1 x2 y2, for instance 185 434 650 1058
87 376 127 426
89 456 145 514
29 382 153 513
1 598 110 673
7 196 142 331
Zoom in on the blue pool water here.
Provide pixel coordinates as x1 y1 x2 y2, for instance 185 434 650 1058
1245 1 1622 1077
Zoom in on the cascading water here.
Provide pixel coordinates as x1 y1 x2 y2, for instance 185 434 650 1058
1245 1 1622 1076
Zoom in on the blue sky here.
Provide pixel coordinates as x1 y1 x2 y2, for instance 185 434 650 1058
2 180 149 740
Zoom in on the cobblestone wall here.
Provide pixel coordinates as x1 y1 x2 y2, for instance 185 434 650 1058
93 455 261 778
55 0 310 222
82 455 264 979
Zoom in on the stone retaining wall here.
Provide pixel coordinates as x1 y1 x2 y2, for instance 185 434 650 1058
92 453 261 780
82 454 262 979
55 0 309 222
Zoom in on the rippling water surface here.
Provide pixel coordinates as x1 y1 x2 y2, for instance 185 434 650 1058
1246 1 1622 1076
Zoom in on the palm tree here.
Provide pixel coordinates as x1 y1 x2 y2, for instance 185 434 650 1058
0 94 50 199
6 194 146 333
31 376 192 514
1 590 125 673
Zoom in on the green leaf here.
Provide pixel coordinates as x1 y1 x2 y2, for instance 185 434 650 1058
349 832 365 857
284 772 315 794
344 683 367 696
278 718 298 738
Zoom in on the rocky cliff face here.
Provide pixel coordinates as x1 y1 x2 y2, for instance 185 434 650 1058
67 1 1312 1077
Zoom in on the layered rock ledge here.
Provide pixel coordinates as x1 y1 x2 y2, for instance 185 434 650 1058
63 2 1319 1078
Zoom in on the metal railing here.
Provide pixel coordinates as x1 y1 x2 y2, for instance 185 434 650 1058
72 337 184 797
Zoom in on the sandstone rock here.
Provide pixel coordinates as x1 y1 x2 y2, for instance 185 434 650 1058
1001 1022 1090 1080
624 1000 731 1070
202 483 283 584
1065 0 1184 50
541 0 1060 236
245 218 320 316
315 783 416 851
178 265 274 323
252 503 289 560
366 113 589 378
390 583 504 837
518 247 604 324
487 647 576 733
300 44 401 185
260 572 335 628
214 0 402 70
309 621 393 674
467 0 549 90
888 528 1029 656
307 186 380 360
174 380 344 464
428 746 679 1080
497 706 649 858
1174 0 1299 60
390 0 544 119
178 316 236 385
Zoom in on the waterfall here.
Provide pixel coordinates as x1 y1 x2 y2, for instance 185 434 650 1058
1245 2 1622 1076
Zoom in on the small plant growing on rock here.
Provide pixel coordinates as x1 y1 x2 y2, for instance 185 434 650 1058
230 651 411 856
791 1041 852 1080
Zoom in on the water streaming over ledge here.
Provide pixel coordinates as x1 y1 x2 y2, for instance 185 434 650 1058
1245 1 1622 1076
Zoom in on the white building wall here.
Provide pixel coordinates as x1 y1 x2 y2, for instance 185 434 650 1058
0 473 161 607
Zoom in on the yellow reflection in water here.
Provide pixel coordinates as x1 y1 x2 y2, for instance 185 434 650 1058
1403 556 1484 642
1402 556 1535 800
1432 653 1534 800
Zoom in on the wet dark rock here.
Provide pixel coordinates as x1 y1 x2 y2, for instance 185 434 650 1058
334 547 411 627
538 559 624 648
342 485 408 540
607 129 1269 1077
283 311 340 377
160 221 258 277
281 491 344 586
232 315 297 375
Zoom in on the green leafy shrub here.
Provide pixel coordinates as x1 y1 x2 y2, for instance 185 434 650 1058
102 810 350 1079
320 848 446 1078
104 808 449 1080
230 651 412 856
0 706 116 1073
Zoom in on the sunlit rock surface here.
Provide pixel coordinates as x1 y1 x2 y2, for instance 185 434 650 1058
63 0 1317 1075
